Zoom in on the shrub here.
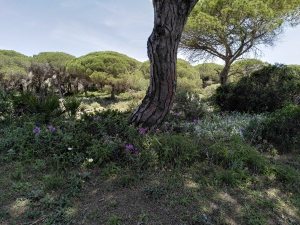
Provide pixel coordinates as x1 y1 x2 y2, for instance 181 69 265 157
63 96 82 116
242 114 269 150
0 90 13 114
172 90 207 120
261 104 300 153
0 90 13 125
12 92 64 123
213 64 300 113
0 109 135 170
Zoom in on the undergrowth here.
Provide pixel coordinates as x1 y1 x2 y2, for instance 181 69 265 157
0 93 299 224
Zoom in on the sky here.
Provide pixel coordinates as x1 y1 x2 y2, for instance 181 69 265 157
1 0 300 65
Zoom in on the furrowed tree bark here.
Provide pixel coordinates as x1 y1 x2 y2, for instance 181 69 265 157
219 61 231 85
130 0 198 128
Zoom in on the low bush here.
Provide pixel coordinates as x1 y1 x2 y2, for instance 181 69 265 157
261 104 300 153
11 92 64 123
11 92 83 123
0 90 14 126
242 114 269 149
0 89 13 113
172 90 207 121
243 104 300 153
213 64 300 113
0 109 136 169
63 96 82 116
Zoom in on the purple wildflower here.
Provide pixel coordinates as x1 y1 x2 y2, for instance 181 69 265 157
49 125 56 131
103 137 109 141
173 113 180 117
93 117 99 121
239 127 245 131
33 127 41 134
126 144 134 151
138 127 148 134
125 144 138 154
193 119 200 123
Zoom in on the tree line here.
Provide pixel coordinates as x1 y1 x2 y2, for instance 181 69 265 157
0 49 274 99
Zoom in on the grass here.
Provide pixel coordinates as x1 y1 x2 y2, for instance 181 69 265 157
78 90 144 113
0 92 300 225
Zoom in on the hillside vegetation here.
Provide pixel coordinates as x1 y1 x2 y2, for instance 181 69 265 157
0 49 300 224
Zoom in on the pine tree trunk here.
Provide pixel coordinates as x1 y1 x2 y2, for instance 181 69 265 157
130 0 198 128
111 84 116 100
219 62 231 85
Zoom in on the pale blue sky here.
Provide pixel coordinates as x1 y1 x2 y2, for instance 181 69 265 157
1 0 300 65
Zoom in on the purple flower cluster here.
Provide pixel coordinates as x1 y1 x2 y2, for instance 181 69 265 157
239 127 245 131
193 119 200 123
33 127 41 134
138 127 148 134
103 137 109 141
173 113 180 117
49 125 56 131
93 117 99 121
125 144 138 154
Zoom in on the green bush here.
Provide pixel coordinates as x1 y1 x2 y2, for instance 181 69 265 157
172 90 207 120
261 104 300 153
0 90 13 114
242 114 269 150
63 96 82 116
0 90 13 125
0 109 136 169
213 64 300 113
12 92 64 123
